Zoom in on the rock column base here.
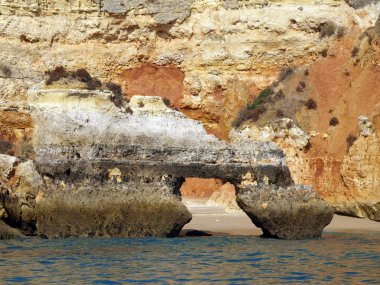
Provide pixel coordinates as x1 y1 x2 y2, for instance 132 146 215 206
36 180 191 238
237 184 334 239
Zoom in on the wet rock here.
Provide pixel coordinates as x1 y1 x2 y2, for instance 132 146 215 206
236 184 334 239
0 220 23 240
36 178 191 238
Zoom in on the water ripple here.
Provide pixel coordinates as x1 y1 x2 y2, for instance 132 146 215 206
0 233 379 284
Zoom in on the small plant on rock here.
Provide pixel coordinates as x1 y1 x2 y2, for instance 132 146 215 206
45 66 69 85
351 46 359 57
163 97 171 107
346 134 357 150
305 98 317 110
296 81 306 92
0 65 12 77
232 105 267 128
319 21 337 38
320 49 328 57
336 26 346 39
276 109 285 118
274 90 285 100
73 68 92 83
249 87 273 110
329 117 339 126
278 67 294 82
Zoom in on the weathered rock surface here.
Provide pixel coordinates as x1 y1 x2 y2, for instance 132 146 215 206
0 154 42 235
206 183 242 213
37 178 191 238
0 220 23 240
237 184 334 239
28 89 290 185
1 0 376 236
26 87 323 238
0 85 335 239
340 127 380 221
1 0 379 139
345 0 380 9
232 116 380 222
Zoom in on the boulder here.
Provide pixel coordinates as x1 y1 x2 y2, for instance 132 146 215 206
36 178 191 238
237 184 334 239
0 154 18 180
0 220 23 240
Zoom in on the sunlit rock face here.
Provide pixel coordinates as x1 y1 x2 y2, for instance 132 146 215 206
27 88 291 238
1 0 378 235
232 116 380 222
1 0 378 140
18 87 330 239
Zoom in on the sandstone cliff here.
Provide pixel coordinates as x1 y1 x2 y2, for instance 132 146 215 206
0 0 379 222
0 87 332 239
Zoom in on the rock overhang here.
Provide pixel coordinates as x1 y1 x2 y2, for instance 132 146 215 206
28 87 291 186
0 86 334 239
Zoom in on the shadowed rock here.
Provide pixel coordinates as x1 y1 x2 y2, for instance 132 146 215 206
237 184 334 239
101 0 191 24
344 0 380 9
37 178 191 238
0 220 23 240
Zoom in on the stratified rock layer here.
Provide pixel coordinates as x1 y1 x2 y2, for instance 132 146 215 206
36 179 191 238
237 184 334 239
27 87 315 238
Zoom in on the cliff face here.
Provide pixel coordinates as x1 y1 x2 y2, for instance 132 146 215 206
1 0 380 221
2 0 377 138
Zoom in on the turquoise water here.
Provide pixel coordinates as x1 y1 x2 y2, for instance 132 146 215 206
0 233 379 284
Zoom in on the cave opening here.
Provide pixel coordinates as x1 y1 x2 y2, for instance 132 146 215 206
179 177 261 236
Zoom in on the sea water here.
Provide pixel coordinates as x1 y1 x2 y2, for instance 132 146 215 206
0 232 379 284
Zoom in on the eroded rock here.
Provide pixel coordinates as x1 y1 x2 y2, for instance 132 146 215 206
25 87 301 238
359 115 375 137
345 0 380 9
237 184 334 239
37 178 191 238
0 154 42 235
0 220 23 240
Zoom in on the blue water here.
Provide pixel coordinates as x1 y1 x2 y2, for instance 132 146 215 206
0 233 379 284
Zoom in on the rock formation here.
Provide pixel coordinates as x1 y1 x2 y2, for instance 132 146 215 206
0 0 379 233
25 87 293 238
0 85 333 239
0 154 42 235
237 184 334 239
232 116 380 221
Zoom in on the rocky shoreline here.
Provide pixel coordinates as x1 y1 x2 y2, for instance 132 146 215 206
0 87 335 239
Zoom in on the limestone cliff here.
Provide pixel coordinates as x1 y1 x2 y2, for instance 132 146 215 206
0 0 379 222
0 87 332 239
